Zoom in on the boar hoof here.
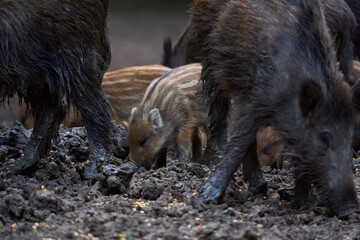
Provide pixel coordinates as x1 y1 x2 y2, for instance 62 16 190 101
191 180 226 211
337 205 360 219
83 148 110 180
191 195 208 212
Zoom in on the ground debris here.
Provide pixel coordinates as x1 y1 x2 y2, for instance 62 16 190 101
0 122 359 239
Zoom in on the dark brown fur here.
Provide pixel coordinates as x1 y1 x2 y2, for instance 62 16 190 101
162 21 203 68
0 0 111 179
345 0 360 59
192 0 359 218
323 0 356 84
258 61 360 169
163 0 356 84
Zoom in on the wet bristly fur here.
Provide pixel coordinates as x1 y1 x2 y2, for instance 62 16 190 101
18 101 83 130
345 0 360 59
163 0 356 83
256 63 360 169
0 0 111 178
161 21 204 68
192 0 359 217
322 0 356 84
127 63 209 169
19 64 170 129
161 0 228 69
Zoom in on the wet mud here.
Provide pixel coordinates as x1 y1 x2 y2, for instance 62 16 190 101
0 122 359 240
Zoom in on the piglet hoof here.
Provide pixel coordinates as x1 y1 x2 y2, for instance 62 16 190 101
249 181 268 196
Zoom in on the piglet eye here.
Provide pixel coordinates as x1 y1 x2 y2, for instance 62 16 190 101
263 144 272 155
319 132 331 149
139 137 148 147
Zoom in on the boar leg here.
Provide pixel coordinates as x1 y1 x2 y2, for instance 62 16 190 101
293 177 313 209
12 92 65 174
191 127 204 163
193 112 256 208
207 87 230 153
242 141 268 195
73 89 111 180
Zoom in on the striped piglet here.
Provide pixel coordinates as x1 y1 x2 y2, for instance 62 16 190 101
127 63 209 169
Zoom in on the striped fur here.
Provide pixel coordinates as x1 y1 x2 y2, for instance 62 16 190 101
256 126 285 168
103 64 171 123
19 64 170 129
127 63 209 169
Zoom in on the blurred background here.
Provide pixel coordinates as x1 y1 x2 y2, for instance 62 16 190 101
108 0 192 69
0 0 192 124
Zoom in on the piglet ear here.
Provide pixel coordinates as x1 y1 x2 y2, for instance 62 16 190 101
351 78 360 112
299 79 323 118
122 121 129 129
149 108 164 128
131 107 137 116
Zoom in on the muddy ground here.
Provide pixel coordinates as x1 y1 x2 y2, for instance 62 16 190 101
0 122 359 240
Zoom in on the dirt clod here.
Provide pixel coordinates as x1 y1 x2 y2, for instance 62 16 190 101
0 121 359 239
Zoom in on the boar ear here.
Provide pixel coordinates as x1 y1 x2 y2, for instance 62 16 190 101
299 80 322 118
351 79 360 112
149 108 164 128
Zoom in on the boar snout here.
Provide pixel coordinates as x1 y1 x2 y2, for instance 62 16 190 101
326 177 359 219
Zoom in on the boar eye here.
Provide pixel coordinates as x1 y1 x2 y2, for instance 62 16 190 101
263 144 272 155
139 137 148 147
319 132 331 149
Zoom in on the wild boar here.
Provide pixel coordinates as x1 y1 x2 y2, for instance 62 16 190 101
0 0 111 179
163 0 356 84
191 0 360 218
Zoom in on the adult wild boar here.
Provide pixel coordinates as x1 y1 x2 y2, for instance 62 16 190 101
163 0 356 85
345 0 360 59
192 0 360 218
0 0 111 179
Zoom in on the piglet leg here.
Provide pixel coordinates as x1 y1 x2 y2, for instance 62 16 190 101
191 127 204 164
